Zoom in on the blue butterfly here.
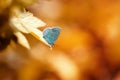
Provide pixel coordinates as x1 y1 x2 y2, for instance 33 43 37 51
43 27 61 46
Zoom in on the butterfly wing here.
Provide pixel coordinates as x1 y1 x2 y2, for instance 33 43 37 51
43 27 61 46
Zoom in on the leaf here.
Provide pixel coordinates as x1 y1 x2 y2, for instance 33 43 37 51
10 11 46 33
14 32 30 49
10 16 29 33
19 12 46 28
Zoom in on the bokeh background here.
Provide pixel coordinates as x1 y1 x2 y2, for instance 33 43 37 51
1 0 120 80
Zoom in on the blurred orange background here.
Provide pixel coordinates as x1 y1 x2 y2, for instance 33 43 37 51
1 0 120 80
